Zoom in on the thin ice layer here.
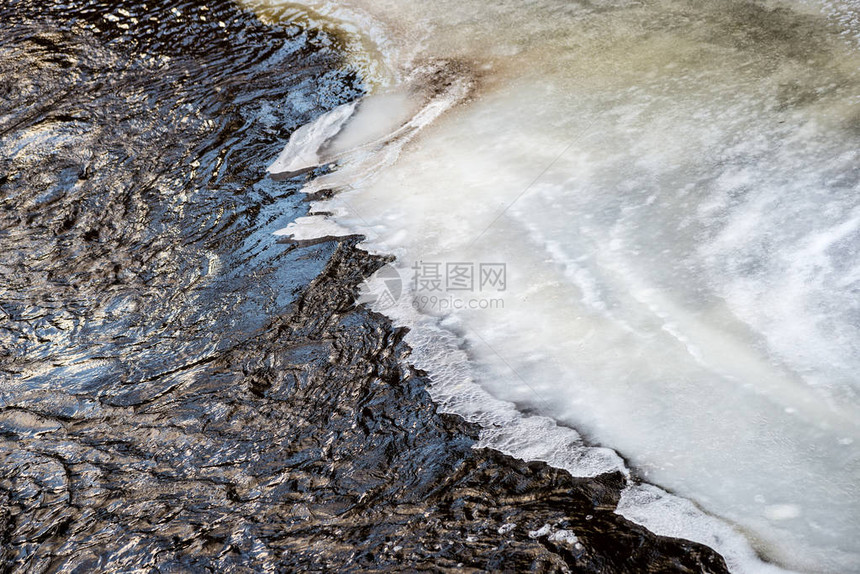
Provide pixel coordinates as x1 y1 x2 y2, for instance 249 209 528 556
259 0 860 572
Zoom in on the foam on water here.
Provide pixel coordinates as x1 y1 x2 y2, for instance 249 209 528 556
255 1 860 572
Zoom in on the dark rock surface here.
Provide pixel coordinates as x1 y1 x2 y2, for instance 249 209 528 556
0 0 730 571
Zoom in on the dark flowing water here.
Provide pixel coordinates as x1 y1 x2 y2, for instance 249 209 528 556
0 1 730 571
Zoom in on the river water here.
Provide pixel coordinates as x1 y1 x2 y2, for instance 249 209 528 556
258 1 860 573
0 0 745 571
